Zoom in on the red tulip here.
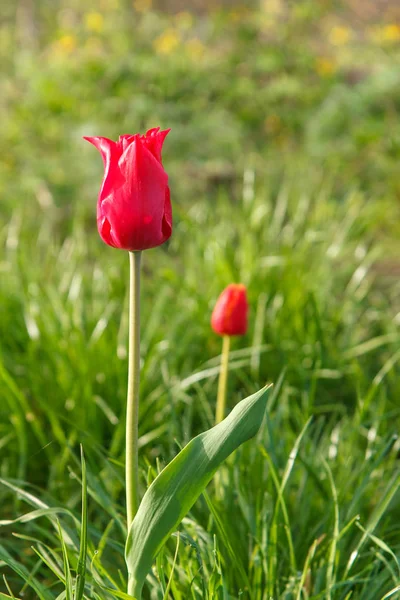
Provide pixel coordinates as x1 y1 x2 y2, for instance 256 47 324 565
84 128 172 251
211 284 249 336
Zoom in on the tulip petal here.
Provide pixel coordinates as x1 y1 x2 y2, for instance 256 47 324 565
118 134 137 152
142 128 171 162
162 186 172 239
84 136 117 167
97 215 117 248
85 136 126 205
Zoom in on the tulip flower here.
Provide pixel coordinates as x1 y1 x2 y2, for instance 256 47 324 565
85 128 172 577
84 128 172 252
211 283 248 337
211 284 249 424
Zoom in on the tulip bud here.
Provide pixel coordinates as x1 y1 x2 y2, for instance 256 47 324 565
84 128 172 252
211 284 249 336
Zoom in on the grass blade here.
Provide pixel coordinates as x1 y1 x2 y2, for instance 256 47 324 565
74 445 88 600
57 520 73 600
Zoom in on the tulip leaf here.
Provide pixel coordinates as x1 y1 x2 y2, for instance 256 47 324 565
125 384 272 598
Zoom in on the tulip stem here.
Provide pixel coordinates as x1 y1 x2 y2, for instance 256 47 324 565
215 335 231 424
126 251 142 532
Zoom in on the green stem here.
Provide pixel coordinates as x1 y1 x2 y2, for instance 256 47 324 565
127 576 142 599
126 251 142 531
215 335 231 424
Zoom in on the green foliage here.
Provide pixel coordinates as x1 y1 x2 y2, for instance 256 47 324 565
126 386 270 597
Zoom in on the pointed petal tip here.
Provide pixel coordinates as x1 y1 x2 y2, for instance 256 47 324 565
145 127 171 139
83 135 115 145
84 136 119 167
160 128 171 139
83 136 107 149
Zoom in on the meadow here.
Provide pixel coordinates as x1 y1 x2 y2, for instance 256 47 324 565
1 1 400 598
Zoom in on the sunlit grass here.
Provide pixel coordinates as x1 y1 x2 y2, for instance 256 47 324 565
1 171 400 598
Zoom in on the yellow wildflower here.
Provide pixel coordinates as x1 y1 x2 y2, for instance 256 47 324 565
329 26 352 46
84 12 104 34
153 30 180 55
382 24 400 42
315 57 336 77
57 34 76 53
261 0 284 16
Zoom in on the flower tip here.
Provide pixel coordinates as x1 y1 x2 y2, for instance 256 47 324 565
160 128 171 141
83 136 101 147
144 127 171 140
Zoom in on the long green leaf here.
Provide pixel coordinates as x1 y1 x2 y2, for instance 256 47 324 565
125 384 271 598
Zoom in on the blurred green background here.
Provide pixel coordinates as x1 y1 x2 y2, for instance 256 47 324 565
2 0 400 212
1 1 400 598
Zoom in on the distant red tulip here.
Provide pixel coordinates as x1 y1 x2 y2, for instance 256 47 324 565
211 284 249 336
84 128 172 251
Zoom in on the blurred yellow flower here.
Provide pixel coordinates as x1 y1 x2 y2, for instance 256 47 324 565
185 38 205 60
368 23 400 44
57 34 76 53
329 26 352 46
133 0 152 13
84 12 104 33
382 24 400 42
315 57 336 77
261 0 284 16
153 29 180 55
175 11 194 31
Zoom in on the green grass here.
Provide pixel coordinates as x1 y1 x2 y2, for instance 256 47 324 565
2 179 400 598
1 1 400 598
